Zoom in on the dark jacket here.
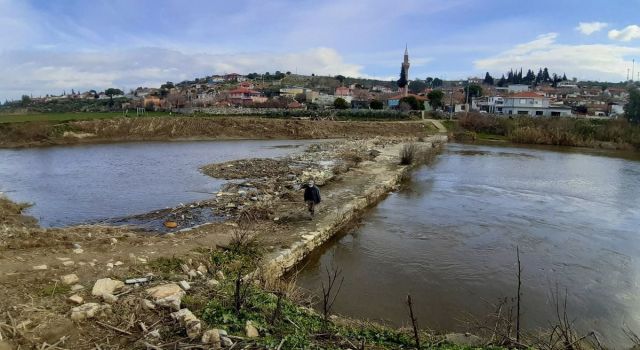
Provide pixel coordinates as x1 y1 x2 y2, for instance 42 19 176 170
303 185 321 204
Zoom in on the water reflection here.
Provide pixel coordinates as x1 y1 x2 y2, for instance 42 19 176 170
297 143 640 348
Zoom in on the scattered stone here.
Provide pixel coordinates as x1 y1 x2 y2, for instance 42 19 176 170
141 299 155 310
245 320 259 338
71 284 84 292
445 333 484 347
70 303 110 322
170 308 201 339
180 264 191 274
102 293 118 304
92 278 124 297
206 279 220 288
226 203 237 208
114 261 123 266
106 263 114 269
221 336 233 347
73 248 84 254
216 271 225 280
218 329 228 336
197 264 208 274
179 281 191 291
146 283 185 310
62 260 75 266
110 238 118 244
68 294 84 305
137 257 148 264
56 257 70 261
32 265 47 270
72 243 82 249
202 329 221 346
60 274 79 285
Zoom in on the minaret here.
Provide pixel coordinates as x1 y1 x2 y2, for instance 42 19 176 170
402 45 410 96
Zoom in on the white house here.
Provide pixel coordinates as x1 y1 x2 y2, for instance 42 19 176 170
475 96 505 114
502 92 572 117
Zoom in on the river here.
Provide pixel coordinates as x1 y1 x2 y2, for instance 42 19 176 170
296 143 640 349
0 140 314 227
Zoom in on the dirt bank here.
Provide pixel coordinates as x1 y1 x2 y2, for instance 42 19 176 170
0 116 435 148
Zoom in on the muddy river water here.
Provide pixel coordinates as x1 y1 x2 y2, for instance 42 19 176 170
297 143 640 348
0 140 314 227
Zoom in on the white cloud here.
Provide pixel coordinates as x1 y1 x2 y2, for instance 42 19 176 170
0 47 365 100
608 25 640 41
474 33 640 81
576 22 608 35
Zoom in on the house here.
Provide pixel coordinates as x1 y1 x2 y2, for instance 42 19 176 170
280 87 305 98
475 96 505 114
335 86 351 97
227 88 265 105
609 103 625 116
502 92 572 117
224 73 246 82
143 95 162 108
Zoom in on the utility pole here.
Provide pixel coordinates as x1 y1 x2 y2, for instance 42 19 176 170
633 59 636 82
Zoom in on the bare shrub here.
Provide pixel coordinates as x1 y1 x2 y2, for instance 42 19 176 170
321 264 344 327
399 143 417 165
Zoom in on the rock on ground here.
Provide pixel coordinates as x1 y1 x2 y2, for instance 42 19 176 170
146 283 185 310
170 309 201 340
201 329 221 346
68 294 84 304
92 278 124 297
245 320 259 338
70 303 111 322
60 274 79 285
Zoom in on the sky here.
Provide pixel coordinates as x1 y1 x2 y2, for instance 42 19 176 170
1 0 640 100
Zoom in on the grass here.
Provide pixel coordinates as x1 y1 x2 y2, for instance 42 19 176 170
0 111 170 123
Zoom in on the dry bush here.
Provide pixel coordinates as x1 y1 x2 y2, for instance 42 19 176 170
399 143 417 165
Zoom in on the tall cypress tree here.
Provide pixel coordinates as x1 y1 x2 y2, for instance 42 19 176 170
397 65 408 89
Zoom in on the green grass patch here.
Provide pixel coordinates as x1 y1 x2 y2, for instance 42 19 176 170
148 256 185 275
0 111 170 124
38 283 71 297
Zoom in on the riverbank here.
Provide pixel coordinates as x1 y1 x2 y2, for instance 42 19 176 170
0 116 435 148
447 113 640 151
2 134 486 349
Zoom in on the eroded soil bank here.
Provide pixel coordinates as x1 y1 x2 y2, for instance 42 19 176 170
0 116 434 148
1 131 482 349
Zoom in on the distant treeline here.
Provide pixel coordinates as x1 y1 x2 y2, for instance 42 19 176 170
483 68 568 87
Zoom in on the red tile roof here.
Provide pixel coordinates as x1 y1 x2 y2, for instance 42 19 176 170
510 92 545 98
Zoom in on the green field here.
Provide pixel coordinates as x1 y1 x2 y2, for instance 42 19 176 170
0 111 170 123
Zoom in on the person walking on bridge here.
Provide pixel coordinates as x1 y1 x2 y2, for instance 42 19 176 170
302 180 321 218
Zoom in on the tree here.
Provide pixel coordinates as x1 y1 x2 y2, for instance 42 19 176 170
425 77 434 87
21 95 31 105
397 66 408 89
399 95 424 110
483 72 494 85
370 100 384 110
497 75 507 87
333 97 349 109
427 90 444 109
464 84 483 101
294 93 306 104
624 88 640 123
105 88 123 99
542 68 551 82
408 80 427 94
335 75 346 83
160 81 174 90
432 78 443 87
